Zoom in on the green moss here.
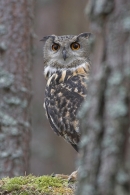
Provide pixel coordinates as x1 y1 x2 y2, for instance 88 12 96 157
0 175 74 195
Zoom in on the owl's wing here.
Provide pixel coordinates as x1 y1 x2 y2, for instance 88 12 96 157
45 101 79 152
44 91 81 152
44 101 61 136
44 72 87 152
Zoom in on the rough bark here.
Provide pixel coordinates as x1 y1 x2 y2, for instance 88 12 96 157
77 0 130 195
0 0 34 178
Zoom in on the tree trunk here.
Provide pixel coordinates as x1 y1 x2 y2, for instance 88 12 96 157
0 0 34 178
77 0 130 195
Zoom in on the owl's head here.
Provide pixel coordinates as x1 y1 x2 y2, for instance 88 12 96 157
41 33 91 75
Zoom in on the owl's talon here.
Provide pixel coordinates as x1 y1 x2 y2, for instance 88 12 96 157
51 173 55 177
52 171 78 182
68 170 78 182
54 174 69 180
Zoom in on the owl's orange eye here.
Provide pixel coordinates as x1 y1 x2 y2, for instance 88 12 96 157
52 43 60 51
70 42 80 50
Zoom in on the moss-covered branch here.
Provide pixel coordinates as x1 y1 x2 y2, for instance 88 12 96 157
0 175 75 195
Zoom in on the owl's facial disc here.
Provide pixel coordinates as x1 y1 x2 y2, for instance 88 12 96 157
49 43 85 68
42 33 91 69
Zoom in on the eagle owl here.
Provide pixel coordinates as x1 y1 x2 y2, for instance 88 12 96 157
42 33 91 152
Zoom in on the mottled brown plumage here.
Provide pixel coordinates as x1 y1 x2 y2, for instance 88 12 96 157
42 33 91 152
45 66 89 151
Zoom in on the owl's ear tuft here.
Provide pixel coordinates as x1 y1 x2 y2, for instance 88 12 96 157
78 32 92 39
40 36 50 42
40 35 55 43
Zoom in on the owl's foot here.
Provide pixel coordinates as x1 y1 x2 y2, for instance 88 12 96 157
54 174 69 180
68 170 78 182
53 170 78 182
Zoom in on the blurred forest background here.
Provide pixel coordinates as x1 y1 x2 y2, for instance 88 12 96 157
0 0 91 179
31 0 89 176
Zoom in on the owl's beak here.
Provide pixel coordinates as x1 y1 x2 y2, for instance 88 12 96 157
62 48 67 61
